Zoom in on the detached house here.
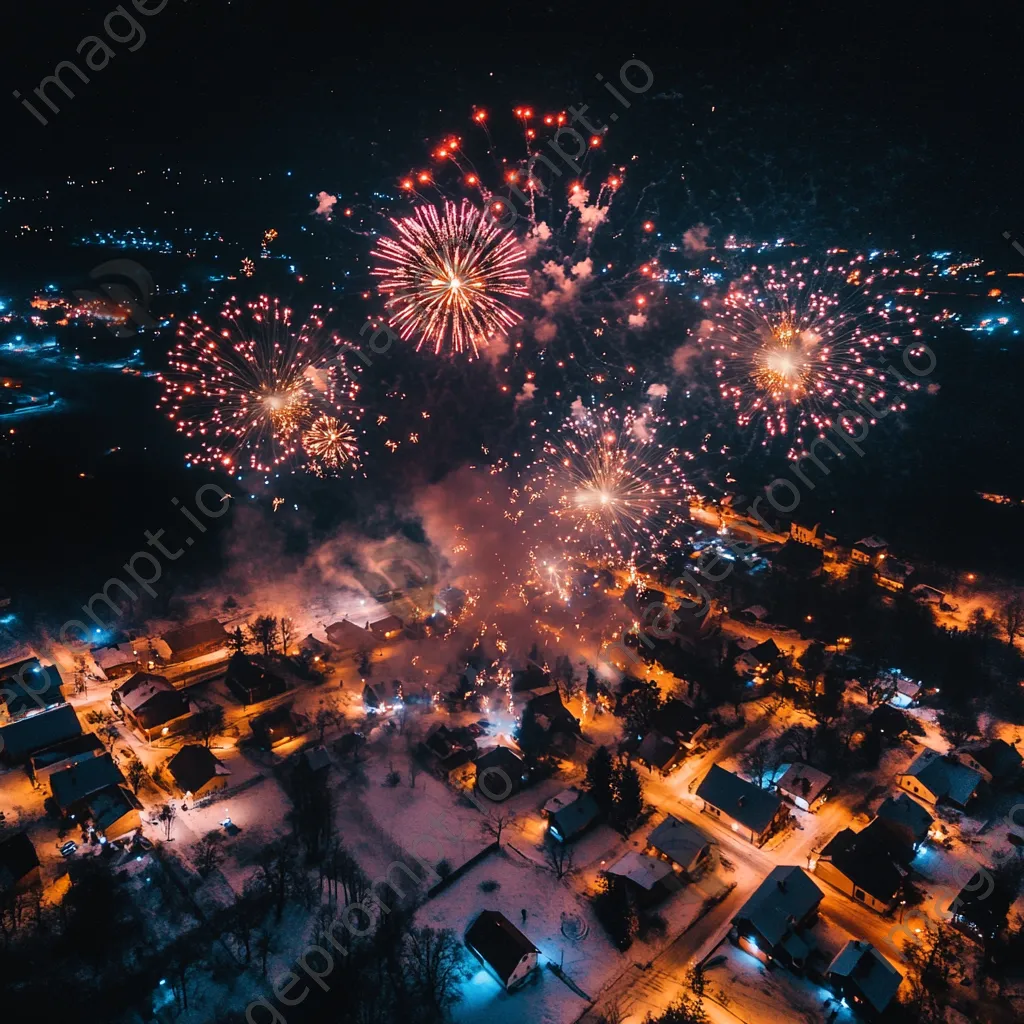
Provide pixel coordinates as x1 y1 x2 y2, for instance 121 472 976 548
896 749 983 808
0 704 82 764
0 658 64 721
826 941 902 1021
872 794 934 856
696 764 786 846
814 826 906 913
955 739 1023 787
645 815 711 877
775 763 832 813
160 619 228 663
465 911 538 991
731 866 823 971
605 852 676 907
167 744 231 800
225 652 287 706
0 833 41 895
546 790 600 843
113 672 193 742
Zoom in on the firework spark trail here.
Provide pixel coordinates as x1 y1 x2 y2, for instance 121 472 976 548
158 296 362 473
523 399 692 568
372 200 529 358
704 256 923 449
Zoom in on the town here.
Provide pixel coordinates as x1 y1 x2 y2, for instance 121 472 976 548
2 496 1022 1024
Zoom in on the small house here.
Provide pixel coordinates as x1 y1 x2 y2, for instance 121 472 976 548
368 615 404 642
167 744 231 800
635 730 685 775
91 642 142 680
872 793 934 856
875 558 913 592
731 866 823 971
605 852 676 907
775 763 832 812
696 764 785 846
87 785 143 840
866 704 911 744
814 828 905 913
851 535 888 566
225 652 287 705
160 619 227 663
522 688 581 753
645 815 711 877
113 672 193 742
947 868 1015 942
826 941 902 1021
250 705 305 749
50 752 126 814
896 749 983 808
324 619 376 656
474 745 527 802
955 739 1023 787
465 911 538 991
547 790 600 843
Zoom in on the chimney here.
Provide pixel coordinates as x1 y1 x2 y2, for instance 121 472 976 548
777 878 787 893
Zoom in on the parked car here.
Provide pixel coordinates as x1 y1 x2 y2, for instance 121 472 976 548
60 841 78 857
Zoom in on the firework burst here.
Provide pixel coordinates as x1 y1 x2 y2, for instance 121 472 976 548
302 415 359 476
704 257 923 446
371 200 528 358
159 296 361 472
524 400 692 568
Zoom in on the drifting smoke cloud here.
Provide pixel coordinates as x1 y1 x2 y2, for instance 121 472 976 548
683 223 711 254
568 187 610 239
628 312 648 329
516 382 537 404
314 191 338 221
647 383 669 399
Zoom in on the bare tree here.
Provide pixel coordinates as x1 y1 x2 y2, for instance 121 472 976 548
314 703 341 743
189 705 225 748
248 615 279 658
158 803 177 841
864 668 899 706
481 810 514 847
279 616 295 655
401 926 473 1021
1001 594 1024 645
545 837 575 879
194 830 227 875
739 738 776 789
125 758 147 795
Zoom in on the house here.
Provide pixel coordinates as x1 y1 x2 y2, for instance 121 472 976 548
696 764 786 846
826 941 902 1021
511 664 551 693
947 868 1015 942
731 866 823 971
160 618 228 663
91 642 142 680
50 752 126 814
872 793 934 855
0 658 65 720
298 633 332 661
250 705 305 749
775 763 832 812
887 675 922 708
523 688 582 753
547 790 600 843
0 703 82 764
301 745 333 775
474 745 527 801
789 521 836 550
422 724 478 786
851 535 888 566
167 744 231 799
635 730 686 775
88 785 143 840
735 638 782 680
896 749 983 808
875 558 913 592
369 614 404 642
645 815 711 876
770 540 824 578
955 739 1023 786
435 749 477 787
465 910 538 991
113 672 193 742
29 731 105 783
225 652 287 705
738 605 769 625
623 583 667 617
814 827 905 913
324 619 376 655
605 852 676 906
0 833 41 895
651 699 707 749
